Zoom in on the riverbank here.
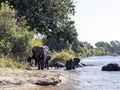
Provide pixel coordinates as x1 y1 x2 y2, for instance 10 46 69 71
0 68 64 90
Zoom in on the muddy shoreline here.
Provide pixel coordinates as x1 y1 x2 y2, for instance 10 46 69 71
0 68 65 90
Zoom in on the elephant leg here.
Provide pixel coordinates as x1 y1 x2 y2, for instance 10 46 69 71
66 62 70 70
41 59 44 70
45 61 47 68
67 65 70 70
45 61 49 69
72 64 75 69
35 59 38 66
38 59 40 70
44 55 48 69
66 66 69 70
70 60 74 70
69 65 71 70
72 62 75 69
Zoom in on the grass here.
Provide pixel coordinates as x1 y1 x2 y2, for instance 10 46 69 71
0 57 30 69
50 50 75 64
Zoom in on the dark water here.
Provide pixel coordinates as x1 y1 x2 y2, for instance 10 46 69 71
32 56 120 90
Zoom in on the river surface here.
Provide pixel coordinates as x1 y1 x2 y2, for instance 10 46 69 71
32 56 120 90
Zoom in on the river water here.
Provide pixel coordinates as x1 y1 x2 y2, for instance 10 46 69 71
32 56 120 90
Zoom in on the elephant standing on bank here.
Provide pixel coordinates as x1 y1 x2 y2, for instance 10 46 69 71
32 46 49 70
45 55 51 69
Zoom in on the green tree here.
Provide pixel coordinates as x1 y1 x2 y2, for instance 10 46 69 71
110 40 120 55
95 41 111 52
6 0 78 50
0 2 33 60
84 42 93 49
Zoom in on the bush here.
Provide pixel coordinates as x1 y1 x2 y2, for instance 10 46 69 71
50 50 75 64
0 2 35 61
0 57 29 69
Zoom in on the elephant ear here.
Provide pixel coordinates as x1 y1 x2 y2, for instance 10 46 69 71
42 46 49 55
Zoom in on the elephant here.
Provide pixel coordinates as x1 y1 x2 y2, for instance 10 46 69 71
73 58 81 69
45 55 51 69
55 62 65 68
76 63 81 68
65 59 74 70
49 62 65 68
27 56 33 66
31 46 49 70
27 55 51 69
65 58 81 70
102 63 120 71
76 63 86 67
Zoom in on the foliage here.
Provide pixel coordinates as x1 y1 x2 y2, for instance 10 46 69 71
0 1 116 69
6 0 78 50
0 57 29 69
110 40 120 54
0 2 34 61
72 40 93 57
95 41 111 52
95 40 120 55
83 42 93 49
28 38 43 55
50 50 75 64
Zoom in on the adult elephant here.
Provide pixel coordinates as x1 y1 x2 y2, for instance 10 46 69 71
102 63 120 71
27 55 51 69
32 46 49 70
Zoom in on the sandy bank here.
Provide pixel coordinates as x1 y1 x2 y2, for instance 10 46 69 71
0 68 64 90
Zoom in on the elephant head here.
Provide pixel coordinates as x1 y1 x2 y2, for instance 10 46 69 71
73 58 81 68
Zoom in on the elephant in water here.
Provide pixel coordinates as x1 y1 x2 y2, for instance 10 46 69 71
102 63 120 71
65 58 81 70
65 59 74 70
73 58 81 69
49 62 65 68
31 46 49 70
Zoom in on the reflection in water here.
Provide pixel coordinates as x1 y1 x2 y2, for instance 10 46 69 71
31 56 120 90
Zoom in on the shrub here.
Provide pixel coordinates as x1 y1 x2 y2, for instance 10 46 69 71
0 57 29 69
50 50 75 64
